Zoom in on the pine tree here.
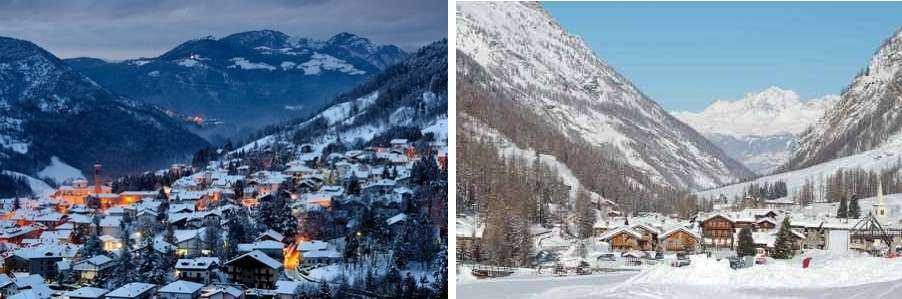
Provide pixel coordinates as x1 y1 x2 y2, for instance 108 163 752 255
317 281 331 299
772 217 795 259
385 267 402 297
849 195 861 219
112 225 135 287
78 231 104 259
401 273 417 299
837 196 848 218
736 227 755 257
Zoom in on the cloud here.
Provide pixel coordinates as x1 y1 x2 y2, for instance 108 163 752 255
0 0 446 59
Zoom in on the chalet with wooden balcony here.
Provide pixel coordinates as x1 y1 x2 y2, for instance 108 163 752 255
659 227 702 252
701 213 735 248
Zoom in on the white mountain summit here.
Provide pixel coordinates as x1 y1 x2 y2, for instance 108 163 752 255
673 86 837 137
673 87 837 174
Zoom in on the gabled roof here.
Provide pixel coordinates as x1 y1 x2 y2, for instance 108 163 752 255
659 226 701 241
756 217 777 224
66 287 109 298
275 281 301 295
598 227 642 241
257 229 285 242
630 223 661 234
158 280 203 294
226 250 282 269
106 282 155 298
175 257 220 270
702 213 734 223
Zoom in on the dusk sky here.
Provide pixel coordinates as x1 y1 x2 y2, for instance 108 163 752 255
0 0 446 60
544 2 902 112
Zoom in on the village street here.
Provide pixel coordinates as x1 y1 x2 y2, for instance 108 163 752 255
457 271 638 298
458 270 902 299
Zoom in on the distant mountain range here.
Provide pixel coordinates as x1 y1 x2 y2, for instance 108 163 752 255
0 36 209 184
673 87 837 174
65 30 408 141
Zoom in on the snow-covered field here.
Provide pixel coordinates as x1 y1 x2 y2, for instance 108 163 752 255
458 251 902 299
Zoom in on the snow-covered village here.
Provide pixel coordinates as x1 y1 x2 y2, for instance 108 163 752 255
458 178 902 298
456 1 902 298
2 132 448 299
0 1 449 298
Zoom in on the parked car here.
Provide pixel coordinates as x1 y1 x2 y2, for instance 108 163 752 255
576 261 592 275
755 248 768 264
671 252 691 267
727 256 744 270
553 262 567 276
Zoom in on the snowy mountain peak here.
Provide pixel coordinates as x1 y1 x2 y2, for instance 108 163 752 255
673 87 837 137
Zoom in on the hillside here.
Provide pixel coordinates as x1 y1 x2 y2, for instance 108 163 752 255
785 28 902 170
237 39 447 154
0 36 209 188
457 1 750 192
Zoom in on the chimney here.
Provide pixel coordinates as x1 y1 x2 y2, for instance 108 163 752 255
93 161 102 195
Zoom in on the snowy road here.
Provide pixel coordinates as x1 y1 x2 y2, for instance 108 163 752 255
459 273 902 299
458 251 902 299
457 272 638 299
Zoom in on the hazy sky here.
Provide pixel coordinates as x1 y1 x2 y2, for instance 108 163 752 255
0 0 446 60
544 2 902 112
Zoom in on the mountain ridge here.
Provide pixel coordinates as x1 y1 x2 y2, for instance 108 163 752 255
785 28 902 171
457 1 751 191
673 86 837 174
65 30 410 141
0 36 209 185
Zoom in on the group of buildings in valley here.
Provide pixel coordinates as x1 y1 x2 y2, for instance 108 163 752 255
0 137 448 299
459 182 902 266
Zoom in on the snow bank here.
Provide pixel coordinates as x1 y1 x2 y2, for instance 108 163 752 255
619 251 902 290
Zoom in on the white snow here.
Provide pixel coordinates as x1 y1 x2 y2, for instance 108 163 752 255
176 58 201 68
672 87 837 137
280 61 297 70
422 117 449 142
697 132 902 201
1 170 53 196
299 53 365 75
457 2 746 190
36 156 85 184
458 252 902 299
128 59 152 66
228 57 276 71
0 137 28 154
